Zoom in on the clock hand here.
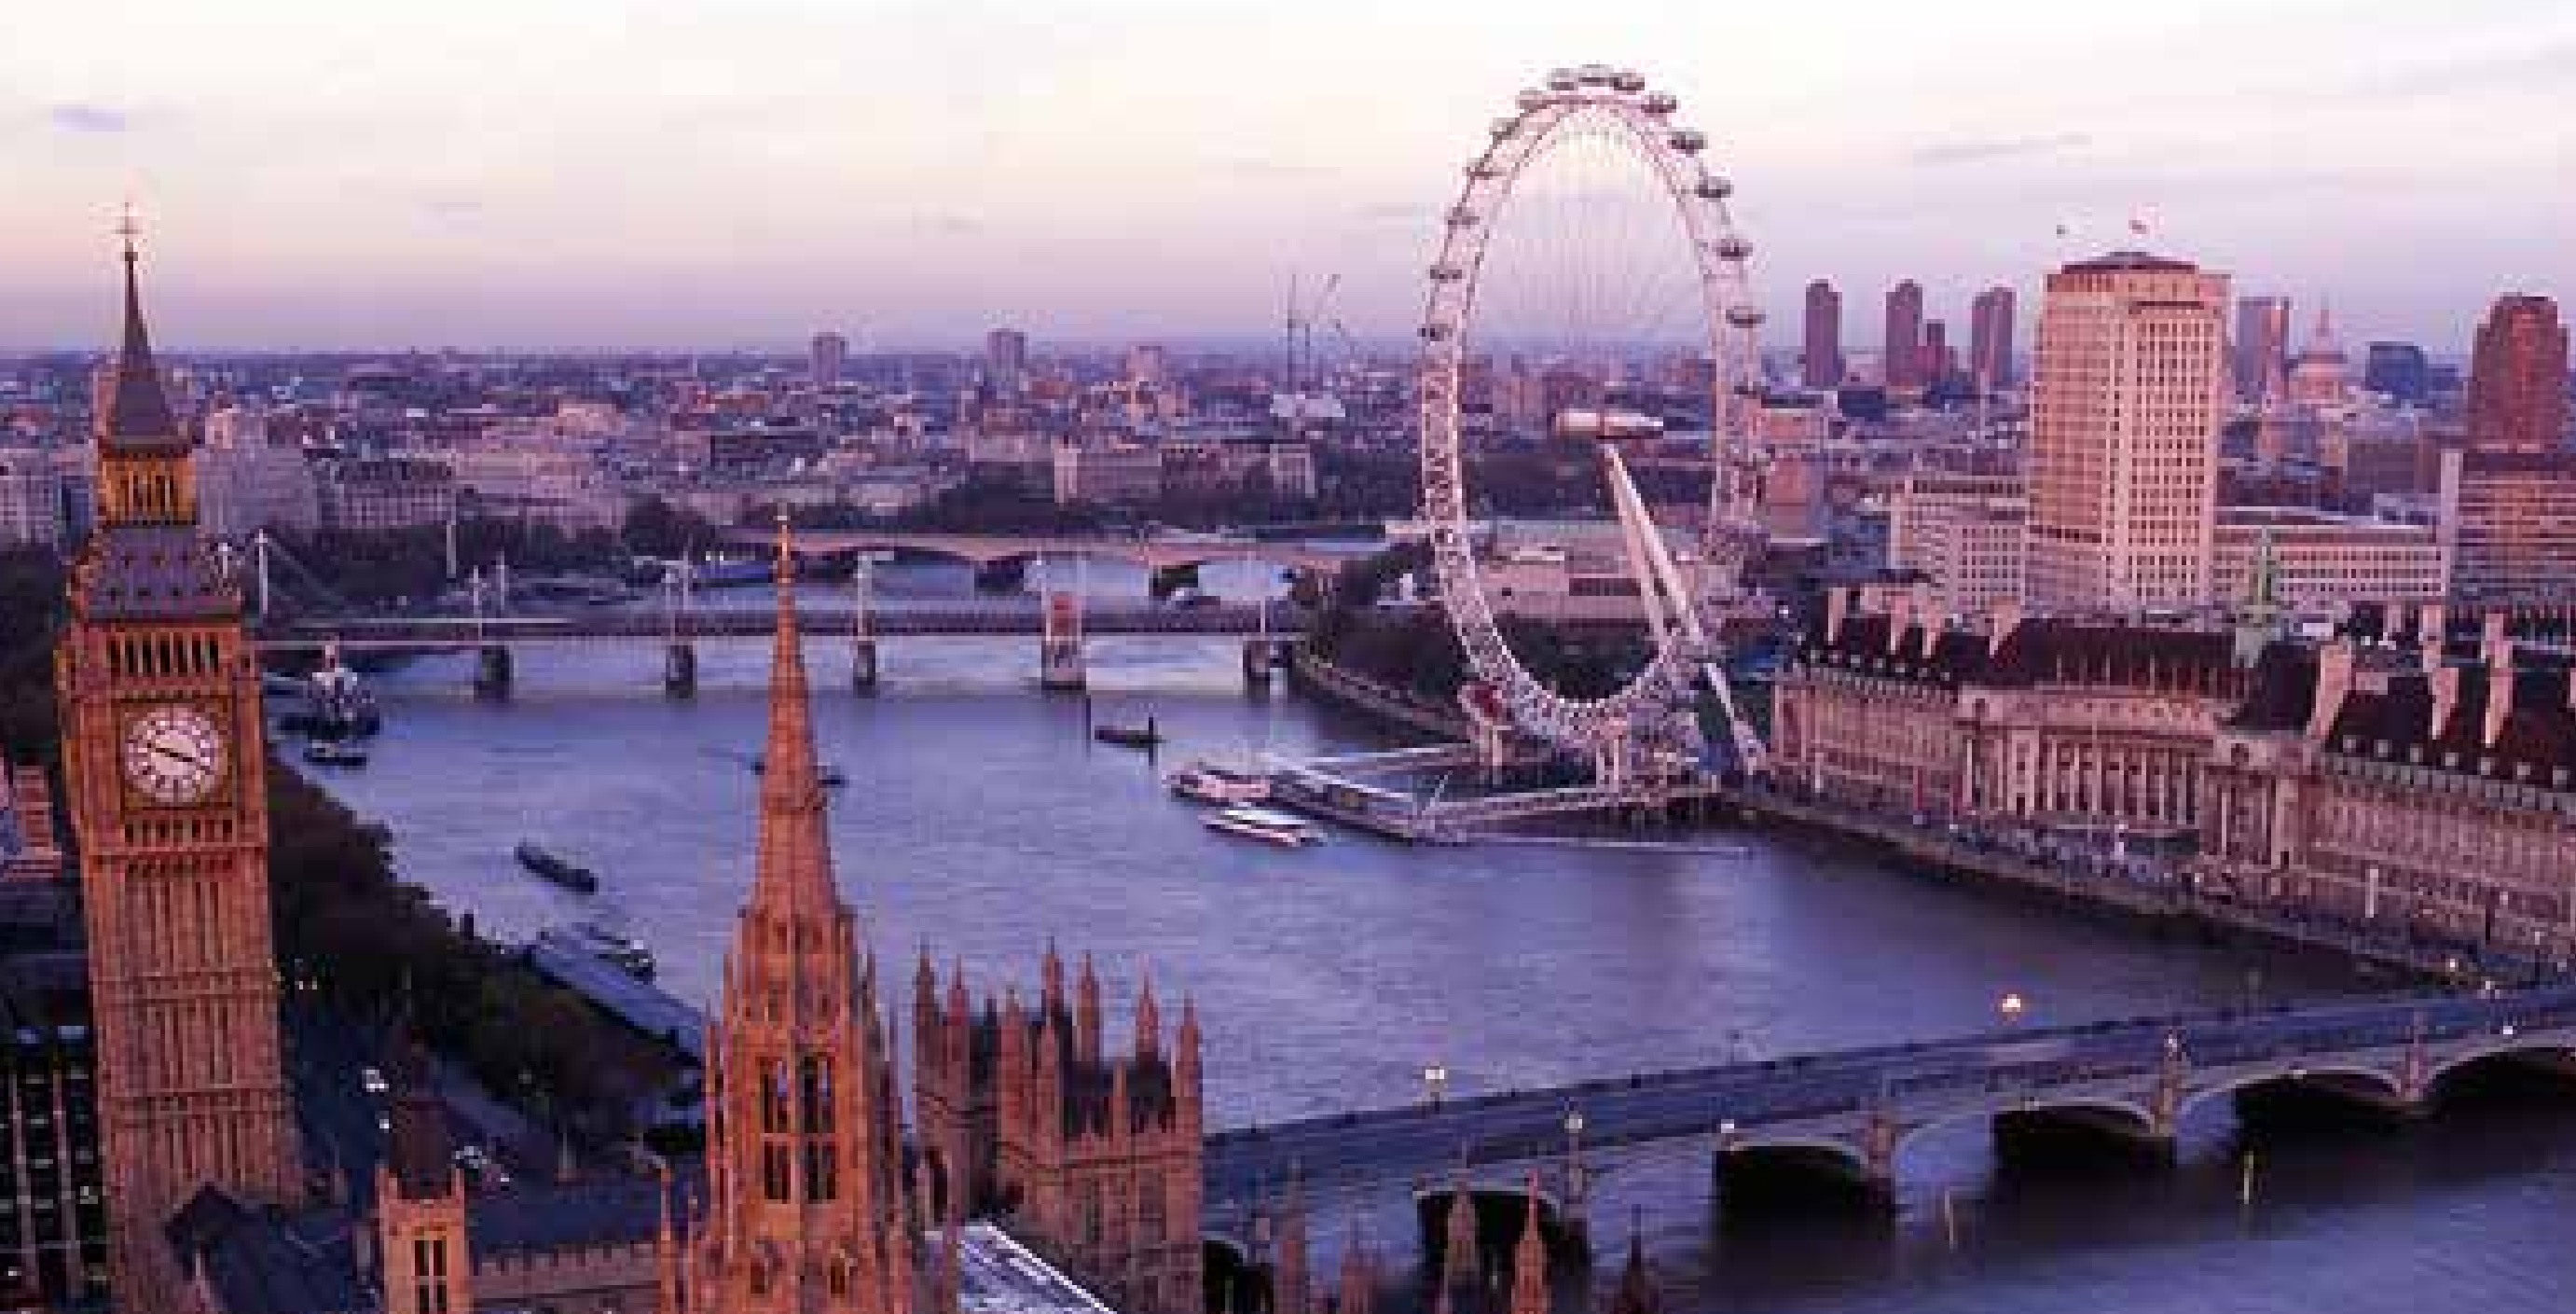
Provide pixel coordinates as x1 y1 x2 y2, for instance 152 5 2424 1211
152 743 211 773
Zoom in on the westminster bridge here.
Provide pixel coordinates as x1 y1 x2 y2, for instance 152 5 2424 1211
1201 983 2576 1240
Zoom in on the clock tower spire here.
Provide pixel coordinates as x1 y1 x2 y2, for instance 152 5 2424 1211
56 219 301 1311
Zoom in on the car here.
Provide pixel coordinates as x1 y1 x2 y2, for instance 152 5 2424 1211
360 1066 388 1097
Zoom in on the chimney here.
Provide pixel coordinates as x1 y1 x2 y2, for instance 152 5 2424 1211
1885 590 1913 654
2307 639 2356 740
2430 663 2462 740
2482 610 2512 670
1825 587 1850 644
2418 602 2448 670
2485 641 2517 750
1988 598 2023 657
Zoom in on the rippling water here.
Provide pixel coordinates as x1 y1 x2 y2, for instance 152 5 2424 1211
306 616 2576 1314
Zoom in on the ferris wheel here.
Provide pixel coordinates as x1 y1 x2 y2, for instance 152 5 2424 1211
1414 63 1769 781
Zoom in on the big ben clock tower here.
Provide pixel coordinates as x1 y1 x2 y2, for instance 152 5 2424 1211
56 221 300 1307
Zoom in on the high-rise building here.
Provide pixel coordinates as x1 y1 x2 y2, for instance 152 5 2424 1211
2025 251 2228 613
2234 296 2293 404
56 233 301 1309
2464 294 2569 456
2363 341 2431 405
811 330 851 387
985 326 1030 395
1969 285 2017 389
1801 280 1843 389
1883 280 1924 389
1922 319 1952 390
2439 295 2576 602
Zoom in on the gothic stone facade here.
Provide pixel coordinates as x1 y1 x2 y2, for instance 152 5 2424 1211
915 949 1205 1314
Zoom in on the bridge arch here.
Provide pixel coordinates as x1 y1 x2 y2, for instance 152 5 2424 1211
2427 1040 2576 1098
1714 1136 1879 1206
2178 1062 2410 1126
1897 1096 2165 1166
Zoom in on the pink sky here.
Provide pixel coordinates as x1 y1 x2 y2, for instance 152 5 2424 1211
3 0 2569 350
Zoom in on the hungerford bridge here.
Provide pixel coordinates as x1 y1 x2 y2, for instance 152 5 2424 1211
1200 983 2576 1246
241 531 1338 695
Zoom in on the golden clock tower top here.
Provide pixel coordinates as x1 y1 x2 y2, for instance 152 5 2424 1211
75 215 235 622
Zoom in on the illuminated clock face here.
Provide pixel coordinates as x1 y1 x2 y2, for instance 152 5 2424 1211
121 704 227 806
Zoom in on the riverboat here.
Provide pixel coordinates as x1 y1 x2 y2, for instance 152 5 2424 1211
1165 760 1273 805
514 841 599 894
1203 806 1324 847
539 923 657 981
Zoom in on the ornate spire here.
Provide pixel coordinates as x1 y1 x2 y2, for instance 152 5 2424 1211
1508 1176 1547 1314
103 203 181 449
1604 1211 1660 1314
751 513 837 913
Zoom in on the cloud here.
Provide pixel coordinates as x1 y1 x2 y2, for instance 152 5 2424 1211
420 198 486 218
2339 35 2576 99
1911 131 2092 166
1219 157 1330 180
1351 201 1428 223
48 104 131 133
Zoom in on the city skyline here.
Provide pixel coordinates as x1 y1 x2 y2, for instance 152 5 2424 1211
4 0 2570 351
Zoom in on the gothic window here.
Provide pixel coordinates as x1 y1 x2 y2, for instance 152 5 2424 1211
805 1143 839 1202
763 1144 793 1203
800 1056 835 1133
1138 1175 1165 1242
413 1236 450 1314
762 1060 792 1134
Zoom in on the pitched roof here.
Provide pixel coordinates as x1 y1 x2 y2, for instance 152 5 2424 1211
103 243 185 450
164 1189 372 1314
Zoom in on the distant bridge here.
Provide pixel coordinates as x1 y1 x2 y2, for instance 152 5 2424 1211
1204 985 2576 1224
738 529 1371 575
251 602 1307 654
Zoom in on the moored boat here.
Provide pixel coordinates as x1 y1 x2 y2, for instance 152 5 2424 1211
1095 716 1164 749
1166 760 1272 805
1203 805 1324 848
540 923 656 981
302 739 369 768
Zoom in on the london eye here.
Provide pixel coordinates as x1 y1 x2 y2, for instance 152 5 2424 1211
1414 63 1770 785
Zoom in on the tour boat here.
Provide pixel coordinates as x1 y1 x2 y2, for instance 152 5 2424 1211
1165 760 1273 806
514 841 600 894
1094 716 1164 750
540 923 657 982
1202 806 1324 848
302 738 370 768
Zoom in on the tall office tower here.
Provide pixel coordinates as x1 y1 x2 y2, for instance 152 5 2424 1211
1802 280 1844 388
2363 341 2431 405
2464 295 2569 456
985 326 1030 394
1922 319 1952 389
2024 252 2229 613
2440 295 2576 602
57 232 301 1309
2234 296 2293 404
810 330 850 387
1883 280 1924 388
1969 284 2017 389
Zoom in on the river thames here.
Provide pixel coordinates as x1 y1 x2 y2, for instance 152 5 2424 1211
308 588 2576 1314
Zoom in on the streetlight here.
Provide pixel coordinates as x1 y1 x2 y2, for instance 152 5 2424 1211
1998 992 2028 1027
1423 1062 1449 1108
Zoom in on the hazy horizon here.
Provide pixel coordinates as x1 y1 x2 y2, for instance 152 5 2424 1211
6 0 2571 353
